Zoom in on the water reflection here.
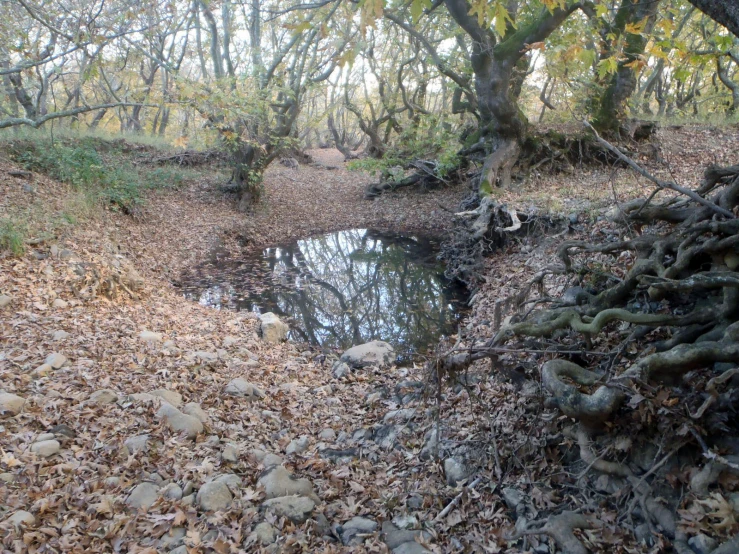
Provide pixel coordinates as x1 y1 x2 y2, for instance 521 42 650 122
179 229 468 359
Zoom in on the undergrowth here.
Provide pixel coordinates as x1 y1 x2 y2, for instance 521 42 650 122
0 217 26 256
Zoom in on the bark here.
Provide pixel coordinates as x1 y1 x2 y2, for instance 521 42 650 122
685 0 739 38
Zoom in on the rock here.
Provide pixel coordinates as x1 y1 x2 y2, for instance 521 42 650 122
392 514 418 530
0 472 15 483
365 391 383 405
139 330 163 342
406 494 423 510
160 483 183 501
253 522 277 545
222 444 239 463
382 522 431 550
52 330 70 341
32 364 52 377
89 389 118 405
197 480 233 511
104 476 120 488
150 388 183 407
332 361 351 379
224 378 264 400
127 482 160 510
373 424 400 449
192 351 218 363
258 465 315 499
340 516 378 545
49 424 75 439
156 403 203 439
259 312 289 343
384 408 416 423
159 527 186 549
30 439 61 457
181 494 194 507
44 352 67 369
443 458 468 486
286 435 310 456
261 495 315 523
501 488 524 510
169 546 188 554
393 542 433 554
213 473 242 490
0 295 12 308
319 428 336 441
419 429 439 461
223 336 239 348
0 392 25 416
182 402 209 423
264 453 284 467
340 340 395 368
123 434 149 456
36 433 55 441
51 298 68 308
5 510 35 527
688 534 719 554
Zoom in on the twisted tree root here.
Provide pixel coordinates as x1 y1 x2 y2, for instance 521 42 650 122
542 360 624 421
507 511 595 554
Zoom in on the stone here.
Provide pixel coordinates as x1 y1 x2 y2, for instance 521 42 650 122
89 389 118 405
443 458 468 486
286 435 310 456
365 392 383 405
45 352 67 369
32 364 52 377
259 312 289 343
0 295 12 308
0 472 15 483
150 388 183 407
501 488 524 510
192 351 218 363
156 403 203 439
263 453 284 467
36 433 55 441
139 330 162 342
127 482 160 510
392 514 419 530
0 392 25 416
688 534 719 554
104 476 120 488
5 510 35 527
340 516 378 545
318 428 336 441
31 439 61 457
222 444 239 463
160 483 183 501
197 480 233 511
224 378 264 400
223 336 239 348
123 434 150 456
181 494 194 507
393 542 433 554
340 340 395 368
49 424 75 439
51 298 68 308
320 448 358 464
52 330 70 341
384 408 416 423
261 495 315 523
406 494 423 510
374 424 400 449
332 361 351 379
182 402 209 423
419 429 439 461
258 465 315 499
170 546 188 554
213 473 242 491
159 527 186 549
253 522 277 545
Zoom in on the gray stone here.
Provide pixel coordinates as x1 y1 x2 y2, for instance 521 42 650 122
340 516 378 545
31 439 61 457
52 298 68 308
259 312 289 343
159 527 186 549
382 522 431 550
5 510 35 527
286 435 310 456
45 352 67 369
0 392 25 416
52 330 70 341
688 534 719 554
319 428 336 441
384 408 416 423
89 389 118 405
197 480 233 511
254 522 277 545
443 458 468 486
419 429 439 461
150 389 183 407
320 448 358 464
160 483 183 501
169 546 188 554
224 378 264 400
213 473 242 491
501 488 524 510
182 402 209 423
406 494 423 510
340 341 395 368
222 444 239 463
392 514 418 530
192 351 218 363
104 476 120 488
156 403 203 439
258 465 315 499
0 295 12 308
374 424 400 449
127 482 160 510
261 495 315 523
36 433 55 442
123 434 150 456
139 330 163 342
392 542 433 554
332 361 351 379
0 472 15 483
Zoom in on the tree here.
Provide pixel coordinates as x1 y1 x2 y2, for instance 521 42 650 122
685 0 739 39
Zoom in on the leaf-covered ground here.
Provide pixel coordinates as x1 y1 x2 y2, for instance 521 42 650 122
2 128 739 553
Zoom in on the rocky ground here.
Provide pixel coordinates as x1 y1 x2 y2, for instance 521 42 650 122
2 127 739 554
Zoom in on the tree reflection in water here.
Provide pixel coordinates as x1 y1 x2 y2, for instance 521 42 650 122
181 229 469 360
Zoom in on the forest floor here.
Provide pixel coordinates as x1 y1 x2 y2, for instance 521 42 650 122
1 125 738 553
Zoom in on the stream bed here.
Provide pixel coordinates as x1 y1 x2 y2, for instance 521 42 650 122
179 228 469 361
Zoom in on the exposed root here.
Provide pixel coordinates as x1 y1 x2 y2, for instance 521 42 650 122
507 511 595 554
542 360 624 421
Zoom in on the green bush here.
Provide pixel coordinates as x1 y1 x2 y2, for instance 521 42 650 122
0 218 26 256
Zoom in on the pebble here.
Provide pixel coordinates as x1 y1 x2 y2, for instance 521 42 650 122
52 330 70 341
258 465 315 499
156 403 203 439
318 428 336 441
286 435 310 455
222 444 239 463
261 495 315 523
340 516 378 545
123 435 149 456
36 433 55 442
224 378 264 399
197 480 233 511
127 482 160 510
443 457 468 486
253 522 277 545
51 298 68 308
150 388 183 407
89 389 119 404
0 392 25 416
160 482 183 501
44 352 67 369
32 364 52 377
30 439 61 457
139 330 162 342
0 295 12 308
182 402 209 423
